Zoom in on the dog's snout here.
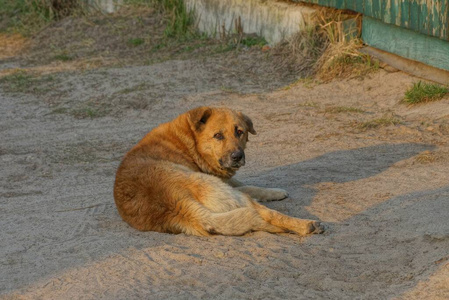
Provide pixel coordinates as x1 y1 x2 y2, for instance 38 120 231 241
231 150 244 162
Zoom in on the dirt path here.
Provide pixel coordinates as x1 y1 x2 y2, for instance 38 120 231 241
1 13 449 299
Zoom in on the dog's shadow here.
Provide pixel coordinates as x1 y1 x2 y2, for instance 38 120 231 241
241 143 434 219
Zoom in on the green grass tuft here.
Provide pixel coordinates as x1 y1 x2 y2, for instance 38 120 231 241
0 0 89 34
213 43 236 53
128 37 145 46
0 70 55 93
325 106 365 114
53 53 74 61
162 0 195 38
124 0 196 39
0 70 34 90
403 81 448 104
240 36 267 47
72 107 105 119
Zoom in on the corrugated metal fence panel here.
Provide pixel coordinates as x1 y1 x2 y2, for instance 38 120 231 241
296 0 449 41
362 16 449 70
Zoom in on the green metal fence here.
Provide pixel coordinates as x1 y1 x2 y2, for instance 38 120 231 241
296 0 448 41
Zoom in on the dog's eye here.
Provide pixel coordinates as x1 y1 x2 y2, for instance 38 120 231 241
237 129 244 136
213 133 224 140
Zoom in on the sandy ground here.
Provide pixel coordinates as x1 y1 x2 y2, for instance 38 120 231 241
1 17 449 299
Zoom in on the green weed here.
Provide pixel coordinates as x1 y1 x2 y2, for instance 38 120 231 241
213 43 236 53
116 83 148 94
125 0 195 38
150 42 167 52
325 106 365 114
403 81 448 104
72 107 105 119
0 70 55 93
53 53 74 61
240 36 267 47
0 71 34 91
128 37 145 46
0 0 89 34
220 86 236 93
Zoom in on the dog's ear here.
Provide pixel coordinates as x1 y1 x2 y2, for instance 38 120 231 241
239 112 256 135
188 106 213 132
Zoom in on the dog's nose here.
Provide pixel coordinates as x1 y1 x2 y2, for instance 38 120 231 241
231 150 244 162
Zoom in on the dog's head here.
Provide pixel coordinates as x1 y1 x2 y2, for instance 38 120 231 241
187 106 256 177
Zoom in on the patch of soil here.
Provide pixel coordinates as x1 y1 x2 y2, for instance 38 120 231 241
3 6 296 83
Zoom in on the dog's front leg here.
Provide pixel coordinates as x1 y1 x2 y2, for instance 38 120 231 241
226 178 289 202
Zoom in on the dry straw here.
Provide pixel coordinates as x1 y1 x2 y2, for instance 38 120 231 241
274 7 377 80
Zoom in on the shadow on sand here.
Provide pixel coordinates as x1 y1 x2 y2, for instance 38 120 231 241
244 143 434 219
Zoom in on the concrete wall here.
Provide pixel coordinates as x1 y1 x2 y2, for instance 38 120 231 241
89 0 316 45
89 0 122 13
185 0 316 45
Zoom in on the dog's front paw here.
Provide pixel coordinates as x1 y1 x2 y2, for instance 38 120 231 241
263 188 289 201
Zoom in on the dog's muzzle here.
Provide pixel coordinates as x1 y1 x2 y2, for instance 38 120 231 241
230 149 244 163
220 150 246 169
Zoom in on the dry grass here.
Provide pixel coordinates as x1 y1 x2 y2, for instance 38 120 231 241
0 33 29 59
414 150 449 164
357 114 402 130
316 38 378 81
314 8 379 81
273 7 378 81
414 151 441 164
272 25 327 77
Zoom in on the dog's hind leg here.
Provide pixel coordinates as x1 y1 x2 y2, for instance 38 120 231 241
160 197 283 236
164 176 290 236
251 201 325 235
204 207 287 236
172 205 286 236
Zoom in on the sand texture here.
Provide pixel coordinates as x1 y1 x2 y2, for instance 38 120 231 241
1 44 449 299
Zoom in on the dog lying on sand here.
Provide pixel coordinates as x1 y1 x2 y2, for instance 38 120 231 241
114 107 324 236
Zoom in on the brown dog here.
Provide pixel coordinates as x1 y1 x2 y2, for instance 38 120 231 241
114 107 324 236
